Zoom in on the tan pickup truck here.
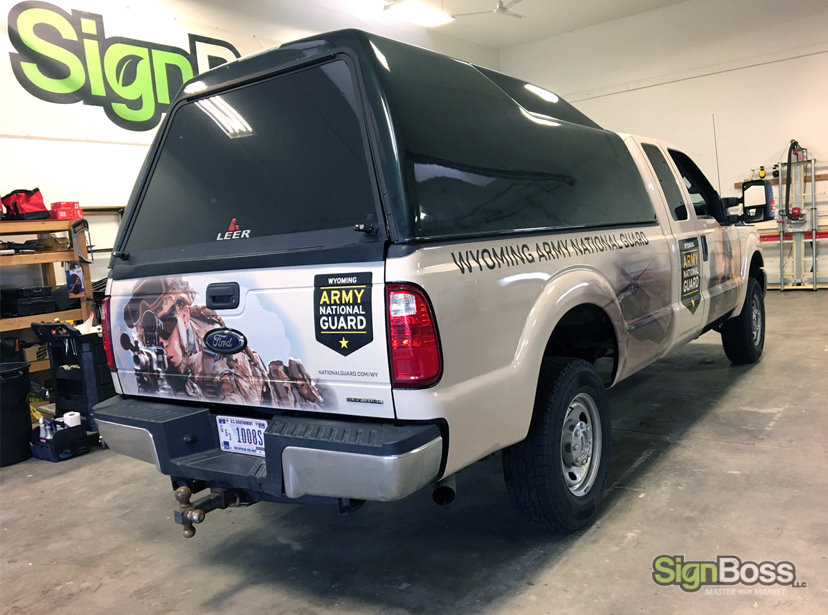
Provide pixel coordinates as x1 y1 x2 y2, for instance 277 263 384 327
94 29 772 536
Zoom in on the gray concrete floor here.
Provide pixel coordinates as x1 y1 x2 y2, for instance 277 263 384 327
1 291 826 614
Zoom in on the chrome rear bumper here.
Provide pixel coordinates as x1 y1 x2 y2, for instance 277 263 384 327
94 396 444 503
282 437 443 500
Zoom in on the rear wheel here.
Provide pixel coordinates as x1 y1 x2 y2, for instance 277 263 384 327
503 358 611 532
721 277 765 364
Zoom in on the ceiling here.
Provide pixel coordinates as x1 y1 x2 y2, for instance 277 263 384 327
198 0 692 52
394 0 689 49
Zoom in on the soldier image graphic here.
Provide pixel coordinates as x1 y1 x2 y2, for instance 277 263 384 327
121 277 324 408
707 227 741 319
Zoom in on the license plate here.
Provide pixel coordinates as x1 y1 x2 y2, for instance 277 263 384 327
216 415 267 457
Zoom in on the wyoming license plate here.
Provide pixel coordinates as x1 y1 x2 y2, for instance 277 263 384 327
216 415 267 457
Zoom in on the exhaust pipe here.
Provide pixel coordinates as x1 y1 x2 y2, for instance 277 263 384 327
431 475 456 506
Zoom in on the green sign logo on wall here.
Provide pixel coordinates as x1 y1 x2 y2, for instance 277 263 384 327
7 1 241 131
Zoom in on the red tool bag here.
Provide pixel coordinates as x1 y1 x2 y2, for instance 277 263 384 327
1 188 50 220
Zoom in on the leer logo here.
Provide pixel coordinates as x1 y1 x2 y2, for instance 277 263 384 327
7 1 241 131
652 555 806 592
216 218 250 241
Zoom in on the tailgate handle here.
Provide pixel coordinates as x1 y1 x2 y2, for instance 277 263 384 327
206 282 240 310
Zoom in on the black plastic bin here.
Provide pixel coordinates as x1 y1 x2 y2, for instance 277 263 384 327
31 322 114 431
0 362 33 466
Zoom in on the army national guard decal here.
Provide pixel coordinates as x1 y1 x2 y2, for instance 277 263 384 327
314 273 373 356
681 238 701 314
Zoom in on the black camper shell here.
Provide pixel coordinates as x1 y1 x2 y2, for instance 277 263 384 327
111 29 654 279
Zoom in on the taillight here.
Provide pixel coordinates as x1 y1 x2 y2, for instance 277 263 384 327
102 296 117 372
386 283 442 388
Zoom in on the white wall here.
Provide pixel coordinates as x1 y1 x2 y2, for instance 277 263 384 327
500 0 828 198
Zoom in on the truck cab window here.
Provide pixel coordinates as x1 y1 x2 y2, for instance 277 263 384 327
668 149 725 223
642 143 687 221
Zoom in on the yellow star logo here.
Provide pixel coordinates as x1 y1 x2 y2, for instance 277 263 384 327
339 337 349 349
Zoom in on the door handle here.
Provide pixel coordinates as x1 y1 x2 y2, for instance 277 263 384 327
700 236 709 261
206 282 240 310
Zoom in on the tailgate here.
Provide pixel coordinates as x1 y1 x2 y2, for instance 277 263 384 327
109 266 393 418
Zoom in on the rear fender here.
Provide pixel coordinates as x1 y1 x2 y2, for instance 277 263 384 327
511 266 625 434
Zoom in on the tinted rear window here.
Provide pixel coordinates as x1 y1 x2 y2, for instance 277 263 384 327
370 38 655 239
123 60 377 255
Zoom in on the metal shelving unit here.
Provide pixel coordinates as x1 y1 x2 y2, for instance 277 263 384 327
0 219 93 370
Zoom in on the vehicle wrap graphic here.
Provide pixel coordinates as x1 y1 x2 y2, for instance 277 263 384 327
616 253 671 343
116 277 325 408
680 237 701 314
449 231 650 275
707 227 742 321
109 270 395 419
314 273 373 356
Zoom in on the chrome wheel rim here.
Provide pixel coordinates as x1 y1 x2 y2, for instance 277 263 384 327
560 392 602 497
750 294 762 347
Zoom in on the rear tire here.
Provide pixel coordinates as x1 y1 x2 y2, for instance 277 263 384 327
721 277 765 364
503 358 611 532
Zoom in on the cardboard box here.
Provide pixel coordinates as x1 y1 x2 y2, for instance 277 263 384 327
23 343 48 363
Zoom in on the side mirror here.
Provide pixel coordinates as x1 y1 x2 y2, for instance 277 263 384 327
741 179 775 223
721 197 742 225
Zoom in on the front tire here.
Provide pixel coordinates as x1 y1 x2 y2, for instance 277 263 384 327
721 277 765 364
503 358 611 532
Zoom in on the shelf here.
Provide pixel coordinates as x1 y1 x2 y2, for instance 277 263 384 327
760 230 828 243
29 359 51 373
734 173 828 190
0 250 77 266
0 219 79 234
0 308 84 332
1 219 92 333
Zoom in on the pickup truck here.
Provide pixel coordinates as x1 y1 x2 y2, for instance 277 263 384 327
94 29 772 536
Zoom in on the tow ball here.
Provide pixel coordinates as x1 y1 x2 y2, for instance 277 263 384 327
173 486 241 537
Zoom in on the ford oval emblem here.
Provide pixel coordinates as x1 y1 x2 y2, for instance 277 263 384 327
203 328 247 355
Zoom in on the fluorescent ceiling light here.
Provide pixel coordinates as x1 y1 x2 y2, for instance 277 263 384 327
370 41 390 71
524 83 559 104
196 96 253 138
519 107 560 127
183 80 207 95
385 1 455 27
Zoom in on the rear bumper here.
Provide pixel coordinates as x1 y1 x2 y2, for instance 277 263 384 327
94 396 443 502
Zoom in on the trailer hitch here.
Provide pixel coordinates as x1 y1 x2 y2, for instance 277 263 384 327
173 486 241 538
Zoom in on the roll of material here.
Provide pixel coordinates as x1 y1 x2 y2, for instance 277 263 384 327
62 411 82 428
